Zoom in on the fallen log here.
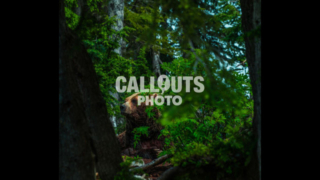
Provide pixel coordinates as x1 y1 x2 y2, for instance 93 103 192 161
130 154 173 172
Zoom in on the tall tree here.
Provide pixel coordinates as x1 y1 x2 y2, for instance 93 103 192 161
107 0 125 55
152 47 162 78
59 0 96 178
105 0 126 130
240 0 261 179
59 0 123 180
59 2 96 178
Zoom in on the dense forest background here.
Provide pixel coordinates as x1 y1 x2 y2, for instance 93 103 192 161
59 0 261 179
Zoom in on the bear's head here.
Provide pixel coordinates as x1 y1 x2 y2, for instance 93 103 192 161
120 92 160 122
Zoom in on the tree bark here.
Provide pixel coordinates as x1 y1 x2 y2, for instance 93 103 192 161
109 90 119 129
107 0 125 55
105 0 125 129
240 0 261 179
59 0 123 179
152 48 162 78
74 0 84 17
59 0 96 179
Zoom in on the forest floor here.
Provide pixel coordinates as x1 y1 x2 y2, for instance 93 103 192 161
95 157 172 180
140 158 172 179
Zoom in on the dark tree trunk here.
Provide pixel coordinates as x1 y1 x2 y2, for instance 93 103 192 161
240 0 261 179
59 0 123 179
59 0 96 179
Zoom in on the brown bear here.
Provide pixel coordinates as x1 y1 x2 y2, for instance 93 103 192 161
117 92 165 159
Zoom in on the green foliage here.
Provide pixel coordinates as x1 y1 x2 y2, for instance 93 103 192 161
132 126 149 149
114 156 145 180
82 28 134 115
145 106 155 119
64 0 136 116
132 46 153 78
157 100 254 177
64 0 78 9
156 53 254 177
64 7 80 30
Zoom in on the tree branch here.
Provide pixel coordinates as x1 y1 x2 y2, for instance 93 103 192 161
236 59 247 67
129 154 173 172
188 39 210 74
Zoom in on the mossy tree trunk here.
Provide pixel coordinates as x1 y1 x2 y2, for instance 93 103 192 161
105 0 126 130
59 0 123 179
